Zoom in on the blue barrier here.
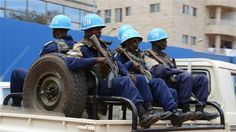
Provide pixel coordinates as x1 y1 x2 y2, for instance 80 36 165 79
0 17 236 81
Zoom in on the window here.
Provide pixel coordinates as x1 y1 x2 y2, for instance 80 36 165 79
115 8 122 22
6 0 26 12
221 40 232 49
0 10 3 17
191 70 211 95
71 22 79 30
150 3 160 13
6 10 25 20
104 9 111 23
183 5 189 14
190 36 196 45
193 7 197 16
183 4 197 16
65 7 79 22
47 3 63 15
97 10 101 16
182 35 188 44
232 74 236 95
125 7 131 16
0 0 4 8
189 7 197 16
79 10 86 23
28 0 46 14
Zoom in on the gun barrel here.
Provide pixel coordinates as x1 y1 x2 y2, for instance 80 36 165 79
89 34 119 77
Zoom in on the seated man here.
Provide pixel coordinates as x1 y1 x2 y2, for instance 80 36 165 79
10 14 76 106
65 13 160 128
115 28 193 126
146 28 219 120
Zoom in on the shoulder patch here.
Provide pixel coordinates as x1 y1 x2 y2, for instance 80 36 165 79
66 42 84 58
73 42 84 51
44 41 54 46
67 50 83 58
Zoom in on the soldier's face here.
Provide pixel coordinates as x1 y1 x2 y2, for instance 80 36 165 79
155 39 167 50
125 38 141 51
52 29 60 38
86 27 103 38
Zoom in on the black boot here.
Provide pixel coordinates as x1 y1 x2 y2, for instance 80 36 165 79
86 104 100 119
160 111 173 120
143 103 160 114
12 97 22 107
143 103 153 113
169 109 193 127
201 111 219 120
181 103 195 121
98 103 108 115
194 105 219 120
137 104 161 128
179 111 194 122
169 109 183 127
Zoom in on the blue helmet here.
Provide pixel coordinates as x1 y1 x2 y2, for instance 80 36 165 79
120 29 143 45
81 14 106 31
49 15 72 29
147 28 168 42
117 24 134 40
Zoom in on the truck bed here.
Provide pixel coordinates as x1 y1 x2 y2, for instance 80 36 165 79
0 105 223 132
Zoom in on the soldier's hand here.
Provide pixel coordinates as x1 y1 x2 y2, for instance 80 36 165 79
132 61 140 69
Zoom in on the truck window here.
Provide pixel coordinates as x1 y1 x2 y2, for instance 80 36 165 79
231 74 236 94
191 70 211 95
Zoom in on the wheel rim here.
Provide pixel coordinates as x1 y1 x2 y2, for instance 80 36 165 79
35 72 63 111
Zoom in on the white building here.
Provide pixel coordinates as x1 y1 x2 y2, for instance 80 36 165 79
96 0 236 54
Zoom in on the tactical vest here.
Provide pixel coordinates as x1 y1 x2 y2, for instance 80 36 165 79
81 38 117 80
155 51 174 68
126 50 146 73
55 39 70 54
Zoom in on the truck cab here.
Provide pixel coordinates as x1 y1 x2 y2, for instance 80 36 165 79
177 58 236 132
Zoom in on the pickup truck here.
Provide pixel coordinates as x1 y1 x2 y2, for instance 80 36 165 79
0 58 235 132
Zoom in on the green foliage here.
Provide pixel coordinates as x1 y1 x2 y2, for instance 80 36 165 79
7 10 61 25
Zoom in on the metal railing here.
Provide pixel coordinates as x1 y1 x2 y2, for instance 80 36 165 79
208 48 236 56
207 19 236 27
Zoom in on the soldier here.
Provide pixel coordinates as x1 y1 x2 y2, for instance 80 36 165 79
116 25 164 117
117 24 134 40
146 28 219 120
10 14 76 106
115 28 193 126
66 14 160 128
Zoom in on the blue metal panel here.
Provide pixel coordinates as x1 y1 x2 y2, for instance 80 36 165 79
1 18 236 82
0 18 84 81
0 18 51 81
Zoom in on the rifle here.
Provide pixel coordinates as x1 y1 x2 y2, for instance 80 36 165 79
89 34 119 77
116 47 152 81
147 49 176 82
147 49 177 68
147 49 168 66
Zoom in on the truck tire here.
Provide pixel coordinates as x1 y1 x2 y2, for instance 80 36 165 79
23 53 88 118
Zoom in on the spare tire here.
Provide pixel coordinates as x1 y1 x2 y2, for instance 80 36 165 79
23 53 87 118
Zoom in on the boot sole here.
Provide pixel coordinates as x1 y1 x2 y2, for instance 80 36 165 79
141 115 161 128
200 114 219 120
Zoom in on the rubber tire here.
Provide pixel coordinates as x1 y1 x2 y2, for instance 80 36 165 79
23 53 88 118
